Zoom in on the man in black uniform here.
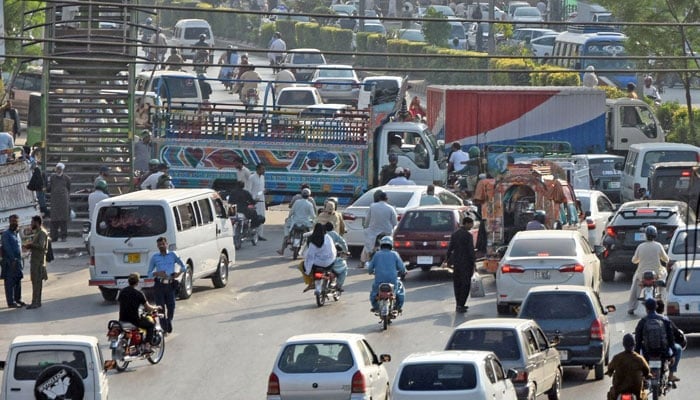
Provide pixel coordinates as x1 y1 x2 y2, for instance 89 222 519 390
118 273 159 348
445 216 476 313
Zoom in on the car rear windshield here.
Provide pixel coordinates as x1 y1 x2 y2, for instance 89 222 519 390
155 76 199 99
293 53 324 64
447 329 520 361
96 205 167 237
277 343 353 373
14 350 88 380
589 158 622 178
671 230 700 254
353 191 415 208
672 269 700 295
398 363 477 391
508 238 576 257
277 90 316 106
642 151 698 177
399 210 456 231
520 293 593 319
318 69 354 79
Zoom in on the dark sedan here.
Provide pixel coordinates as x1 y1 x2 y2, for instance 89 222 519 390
393 205 479 271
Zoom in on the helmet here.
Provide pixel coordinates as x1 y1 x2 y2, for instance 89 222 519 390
468 146 480 158
301 188 311 197
199 33 206 40
379 236 393 248
534 210 546 224
145 17 153 24
95 180 108 191
645 225 657 240
149 158 160 166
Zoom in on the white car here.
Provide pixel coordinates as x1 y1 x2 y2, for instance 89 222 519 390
392 351 518 399
275 87 324 114
310 64 360 106
665 261 700 334
575 189 616 247
512 6 543 27
528 33 558 59
343 185 464 249
266 333 391 399
496 230 601 314
666 225 700 271
281 48 328 81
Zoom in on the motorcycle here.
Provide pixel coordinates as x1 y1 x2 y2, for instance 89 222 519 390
312 266 341 307
647 355 674 400
638 270 665 304
289 224 309 260
106 309 165 372
231 205 259 250
193 49 209 75
374 274 405 331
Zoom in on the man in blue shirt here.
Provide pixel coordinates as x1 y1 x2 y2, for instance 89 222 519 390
2 214 26 308
368 236 406 313
148 237 185 333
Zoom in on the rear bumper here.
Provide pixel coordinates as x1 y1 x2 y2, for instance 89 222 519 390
558 341 605 366
602 249 636 271
88 278 155 289
668 315 700 334
400 252 447 269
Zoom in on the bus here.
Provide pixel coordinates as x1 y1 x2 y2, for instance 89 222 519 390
550 30 635 89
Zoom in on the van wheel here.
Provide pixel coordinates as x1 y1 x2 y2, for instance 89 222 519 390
179 266 193 300
99 287 119 302
212 253 229 288
601 263 615 282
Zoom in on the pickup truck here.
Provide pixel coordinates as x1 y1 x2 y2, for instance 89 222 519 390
0 335 109 400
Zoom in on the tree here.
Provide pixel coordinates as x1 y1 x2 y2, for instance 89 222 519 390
597 0 700 142
2 1 46 72
421 8 450 48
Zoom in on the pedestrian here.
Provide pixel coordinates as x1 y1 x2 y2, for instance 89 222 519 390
2 100 21 140
445 216 476 313
134 130 154 175
23 215 49 309
249 163 268 240
0 130 13 164
582 65 598 88
448 142 470 174
627 82 638 99
27 157 48 215
387 167 416 185
361 190 398 267
147 236 186 334
1 214 25 308
231 155 251 192
94 165 110 188
47 163 71 242
88 180 110 219
408 96 426 120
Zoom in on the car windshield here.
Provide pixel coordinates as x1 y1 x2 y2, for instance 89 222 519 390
398 363 477 391
589 158 622 178
672 268 700 295
515 7 540 16
277 343 353 373
183 27 210 40
578 196 590 212
352 190 416 208
401 30 425 41
450 24 465 38
95 205 167 237
671 230 700 254
364 24 385 33
318 68 354 79
520 293 592 319
642 151 698 177
447 328 520 361
508 238 576 257
399 210 456 231
277 90 316 106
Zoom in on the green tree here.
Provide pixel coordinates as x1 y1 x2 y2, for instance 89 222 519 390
2 1 45 72
421 8 450 48
597 0 700 142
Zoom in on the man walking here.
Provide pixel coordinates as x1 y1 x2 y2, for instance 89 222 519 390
23 215 49 309
2 214 25 308
134 130 153 175
445 216 476 313
47 163 71 241
249 164 267 240
148 237 186 334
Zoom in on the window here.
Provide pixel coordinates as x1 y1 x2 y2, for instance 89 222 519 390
176 203 196 231
96 205 167 237
361 339 380 365
14 350 88 380
524 329 539 355
155 76 199 100
491 358 506 380
213 197 226 219
447 329 520 361
671 230 700 254
437 191 462 206
508 238 576 257
193 201 202 226
597 196 614 212
484 360 496 383
621 106 642 128
183 27 210 40
642 151 698 178
277 343 354 373
534 328 549 350
520 293 593 319
398 363 477 391
673 269 700 295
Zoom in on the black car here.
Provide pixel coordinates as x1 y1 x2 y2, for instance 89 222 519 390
519 285 615 381
600 200 695 282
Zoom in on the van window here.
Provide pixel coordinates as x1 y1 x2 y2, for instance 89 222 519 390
14 350 88 380
155 76 199 99
641 151 698 177
198 199 213 223
213 198 227 218
184 27 211 40
96 205 167 237
176 203 197 231
625 151 637 175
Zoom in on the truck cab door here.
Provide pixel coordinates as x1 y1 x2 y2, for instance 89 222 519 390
614 103 662 152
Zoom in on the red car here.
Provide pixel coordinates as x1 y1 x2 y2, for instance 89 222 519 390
393 205 480 271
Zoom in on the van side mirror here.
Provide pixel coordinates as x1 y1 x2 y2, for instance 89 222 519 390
605 305 616 314
506 368 518 380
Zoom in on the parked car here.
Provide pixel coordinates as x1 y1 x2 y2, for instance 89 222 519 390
393 205 479 271
572 154 625 204
512 6 543 27
275 87 324 114
359 22 387 36
507 1 531 19
665 225 700 271
465 2 506 20
427 5 455 16
664 261 700 333
528 33 558 59
266 333 391 399
343 185 464 249
575 189 616 247
281 49 328 81
392 351 518 399
600 200 695 282
519 285 615 381
507 28 556 46
310 64 361 106
445 318 562 400
496 230 601 314
397 29 425 42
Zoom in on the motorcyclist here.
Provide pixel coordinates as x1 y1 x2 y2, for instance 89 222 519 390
139 158 161 189
368 236 406 313
192 33 211 73
526 210 547 230
226 180 259 226
325 222 348 292
303 223 337 293
267 32 286 72
165 48 184 71
117 273 160 351
656 300 685 382
628 225 669 315
278 188 316 255
289 183 315 208
238 65 262 105
643 75 662 103
605 333 650 400
634 298 676 379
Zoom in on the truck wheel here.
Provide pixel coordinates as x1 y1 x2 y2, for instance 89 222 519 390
99 286 119 302
601 262 615 282
178 266 193 300
34 365 85 400
212 253 229 288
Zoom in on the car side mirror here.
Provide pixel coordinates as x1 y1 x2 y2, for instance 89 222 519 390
550 335 561 347
605 305 617 314
506 368 519 380
585 210 591 217
379 354 391 363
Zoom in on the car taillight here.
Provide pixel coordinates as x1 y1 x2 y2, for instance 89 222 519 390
559 263 584 273
342 212 356 221
620 394 635 400
394 240 414 248
267 372 280 395
501 264 524 273
351 370 366 393
590 318 604 340
511 370 528 383
606 226 617 237
314 272 323 279
681 170 692 177
586 217 596 230
439 241 449 248
667 301 680 316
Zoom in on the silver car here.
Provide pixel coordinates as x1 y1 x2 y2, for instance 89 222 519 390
267 333 391 400
342 185 464 249
311 64 361 106
496 230 601 315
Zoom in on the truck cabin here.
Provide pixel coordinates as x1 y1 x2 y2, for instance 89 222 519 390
647 162 700 210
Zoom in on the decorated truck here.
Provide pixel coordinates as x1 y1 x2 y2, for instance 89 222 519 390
0 153 38 243
426 86 664 156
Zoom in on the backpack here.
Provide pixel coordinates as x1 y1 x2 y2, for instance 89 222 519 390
642 317 668 354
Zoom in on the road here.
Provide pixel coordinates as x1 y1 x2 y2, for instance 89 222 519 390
1 210 699 398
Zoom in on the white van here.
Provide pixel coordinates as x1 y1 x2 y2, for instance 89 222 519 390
171 19 214 60
135 70 203 108
88 189 235 301
620 143 700 202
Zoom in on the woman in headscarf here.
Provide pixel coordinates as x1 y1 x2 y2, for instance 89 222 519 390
582 65 598 88
315 199 345 235
302 223 337 291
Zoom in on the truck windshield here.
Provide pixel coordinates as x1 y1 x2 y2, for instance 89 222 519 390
96 205 167 237
421 129 439 159
589 158 621 178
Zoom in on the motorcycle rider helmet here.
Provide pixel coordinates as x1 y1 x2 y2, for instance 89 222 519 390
301 188 311 197
468 145 481 159
94 179 108 192
534 210 546 224
645 225 658 240
379 236 393 248
148 158 160 169
199 33 206 41
145 17 153 24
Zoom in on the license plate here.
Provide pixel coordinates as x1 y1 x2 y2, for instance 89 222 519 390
417 256 433 265
534 270 550 280
634 232 646 241
607 181 620 189
558 350 568 361
649 360 662 368
116 278 129 288
125 253 141 263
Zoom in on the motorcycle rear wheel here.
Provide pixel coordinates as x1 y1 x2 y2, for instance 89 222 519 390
233 224 243 250
147 332 166 364
382 315 389 331
316 282 327 307
111 348 129 372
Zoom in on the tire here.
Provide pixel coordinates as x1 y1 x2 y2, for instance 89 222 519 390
147 331 166 364
178 266 193 300
234 224 243 250
382 315 389 330
99 286 119 302
601 263 615 282
34 365 85 399
212 253 229 288
111 348 130 372
497 303 511 315
594 358 605 380
315 283 326 307
651 384 660 400
547 369 562 400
